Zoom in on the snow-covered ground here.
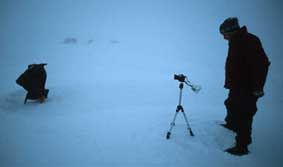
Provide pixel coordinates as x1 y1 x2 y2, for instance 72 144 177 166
0 0 282 166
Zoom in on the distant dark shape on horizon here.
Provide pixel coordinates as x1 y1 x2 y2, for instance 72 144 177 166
63 37 78 44
110 40 120 44
88 40 94 44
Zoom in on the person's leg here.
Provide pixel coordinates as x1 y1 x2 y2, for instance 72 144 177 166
223 91 237 131
226 113 253 156
226 92 257 156
235 95 257 147
235 114 254 147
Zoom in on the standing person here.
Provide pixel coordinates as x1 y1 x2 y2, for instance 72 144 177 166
219 17 270 156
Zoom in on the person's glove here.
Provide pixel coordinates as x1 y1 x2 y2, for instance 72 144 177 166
253 90 264 98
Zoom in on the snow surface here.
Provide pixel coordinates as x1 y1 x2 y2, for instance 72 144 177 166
0 0 282 167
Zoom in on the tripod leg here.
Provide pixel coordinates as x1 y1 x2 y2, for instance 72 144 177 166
182 111 194 136
166 111 179 139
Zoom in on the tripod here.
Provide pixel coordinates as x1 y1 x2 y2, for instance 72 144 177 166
166 82 194 139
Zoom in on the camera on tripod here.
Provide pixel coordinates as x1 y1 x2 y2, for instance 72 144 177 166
166 73 201 139
173 74 201 93
174 74 186 82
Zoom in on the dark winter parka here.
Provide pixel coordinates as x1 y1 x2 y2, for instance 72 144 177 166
16 64 47 99
224 26 270 92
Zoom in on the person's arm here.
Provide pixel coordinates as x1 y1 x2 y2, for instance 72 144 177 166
245 37 270 97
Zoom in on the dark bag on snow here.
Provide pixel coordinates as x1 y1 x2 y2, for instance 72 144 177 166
16 63 49 103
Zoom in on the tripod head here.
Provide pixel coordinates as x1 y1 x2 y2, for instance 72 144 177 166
174 74 201 93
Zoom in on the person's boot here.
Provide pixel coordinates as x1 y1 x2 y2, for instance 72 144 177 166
225 145 249 156
39 96 45 103
220 123 236 132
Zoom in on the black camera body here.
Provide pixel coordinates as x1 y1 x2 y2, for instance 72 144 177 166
174 74 186 82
